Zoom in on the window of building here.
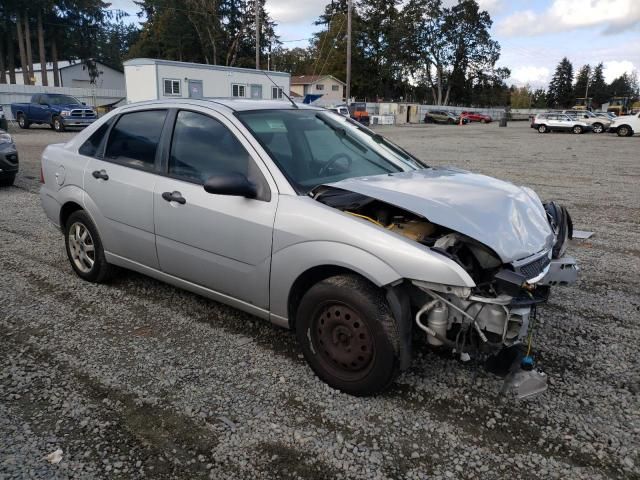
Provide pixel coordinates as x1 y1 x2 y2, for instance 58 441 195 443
332 85 339 91
316 84 325 91
250 84 263 99
232 84 246 97
104 110 167 170
272 87 284 99
163 79 181 96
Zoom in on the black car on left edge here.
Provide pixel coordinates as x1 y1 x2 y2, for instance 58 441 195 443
0 130 18 186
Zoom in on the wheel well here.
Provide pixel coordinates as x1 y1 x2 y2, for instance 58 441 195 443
287 265 369 330
60 201 83 229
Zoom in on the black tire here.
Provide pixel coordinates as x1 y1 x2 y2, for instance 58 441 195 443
0 174 16 187
448 118 455 125
592 122 604 134
537 124 547 133
64 210 114 283
53 116 65 132
296 274 400 396
0 118 7 131
17 113 30 129
572 125 583 134
617 125 632 137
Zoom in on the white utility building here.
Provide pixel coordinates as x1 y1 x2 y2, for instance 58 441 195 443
123 58 291 104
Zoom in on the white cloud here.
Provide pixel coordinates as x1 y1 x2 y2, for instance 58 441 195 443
603 60 638 82
509 65 551 88
497 0 640 37
265 0 327 24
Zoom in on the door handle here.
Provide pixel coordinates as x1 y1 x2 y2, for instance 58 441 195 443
92 169 109 180
162 191 186 205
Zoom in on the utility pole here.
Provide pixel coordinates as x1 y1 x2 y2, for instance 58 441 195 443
255 0 260 70
346 0 352 105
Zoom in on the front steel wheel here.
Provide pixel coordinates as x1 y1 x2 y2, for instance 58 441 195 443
572 125 583 134
312 302 375 379
592 123 604 133
296 274 401 396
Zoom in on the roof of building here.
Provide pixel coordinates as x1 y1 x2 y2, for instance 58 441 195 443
12 59 123 74
291 75 346 86
124 58 290 78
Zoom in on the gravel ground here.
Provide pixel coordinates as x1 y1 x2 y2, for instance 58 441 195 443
1 121 639 479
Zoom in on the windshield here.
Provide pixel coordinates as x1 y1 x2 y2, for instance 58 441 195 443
236 109 427 194
48 95 82 105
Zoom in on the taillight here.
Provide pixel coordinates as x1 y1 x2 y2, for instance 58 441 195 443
40 165 45 184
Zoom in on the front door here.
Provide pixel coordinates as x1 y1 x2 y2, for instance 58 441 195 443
153 109 277 309
188 80 203 99
83 109 169 268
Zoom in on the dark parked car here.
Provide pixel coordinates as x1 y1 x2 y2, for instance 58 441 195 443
424 110 463 124
0 130 18 186
11 93 97 132
0 105 8 131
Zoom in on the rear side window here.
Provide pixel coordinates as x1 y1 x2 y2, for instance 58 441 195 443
79 118 114 158
105 110 167 170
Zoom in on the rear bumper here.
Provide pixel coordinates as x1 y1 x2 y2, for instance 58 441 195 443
0 143 19 177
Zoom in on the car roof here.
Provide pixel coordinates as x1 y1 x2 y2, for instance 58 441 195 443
120 98 319 113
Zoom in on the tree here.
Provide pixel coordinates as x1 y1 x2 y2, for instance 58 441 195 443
531 88 547 108
589 63 608 106
403 0 501 105
574 64 591 100
547 57 574 108
509 84 532 109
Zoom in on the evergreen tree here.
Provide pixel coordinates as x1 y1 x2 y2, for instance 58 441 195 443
547 57 574 108
574 64 591 99
589 63 608 107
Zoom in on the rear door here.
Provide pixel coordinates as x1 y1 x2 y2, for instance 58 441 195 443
153 108 278 308
83 109 169 268
31 95 49 123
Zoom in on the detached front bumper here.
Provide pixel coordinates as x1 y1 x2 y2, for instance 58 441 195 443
539 256 579 286
0 143 19 178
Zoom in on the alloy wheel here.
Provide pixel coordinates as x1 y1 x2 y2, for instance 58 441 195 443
67 222 95 273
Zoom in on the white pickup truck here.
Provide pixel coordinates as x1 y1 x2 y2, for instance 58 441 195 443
609 112 640 137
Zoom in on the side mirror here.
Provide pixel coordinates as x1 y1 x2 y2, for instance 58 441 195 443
204 172 257 198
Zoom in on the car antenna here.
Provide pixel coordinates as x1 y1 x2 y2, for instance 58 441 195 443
261 70 299 109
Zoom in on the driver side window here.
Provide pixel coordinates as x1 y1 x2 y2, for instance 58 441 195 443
168 110 259 186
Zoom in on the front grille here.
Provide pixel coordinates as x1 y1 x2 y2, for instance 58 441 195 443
517 255 551 280
70 109 96 118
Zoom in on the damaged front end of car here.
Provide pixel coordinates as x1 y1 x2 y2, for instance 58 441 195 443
313 170 578 398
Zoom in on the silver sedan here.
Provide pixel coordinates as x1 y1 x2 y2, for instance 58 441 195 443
40 99 577 395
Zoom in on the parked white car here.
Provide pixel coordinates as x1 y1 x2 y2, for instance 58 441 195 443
609 112 640 137
549 110 611 134
531 113 591 134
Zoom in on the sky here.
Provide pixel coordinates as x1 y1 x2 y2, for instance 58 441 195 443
110 0 640 89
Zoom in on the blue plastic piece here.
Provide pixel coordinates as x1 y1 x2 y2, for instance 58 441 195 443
521 355 534 371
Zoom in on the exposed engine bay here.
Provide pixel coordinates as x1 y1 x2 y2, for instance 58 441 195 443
313 185 578 396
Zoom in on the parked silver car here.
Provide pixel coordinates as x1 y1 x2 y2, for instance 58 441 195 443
40 99 578 395
549 110 611 133
532 113 591 134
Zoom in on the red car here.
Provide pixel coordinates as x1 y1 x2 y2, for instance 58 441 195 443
461 111 492 123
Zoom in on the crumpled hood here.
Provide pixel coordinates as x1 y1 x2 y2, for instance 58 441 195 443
326 167 554 263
